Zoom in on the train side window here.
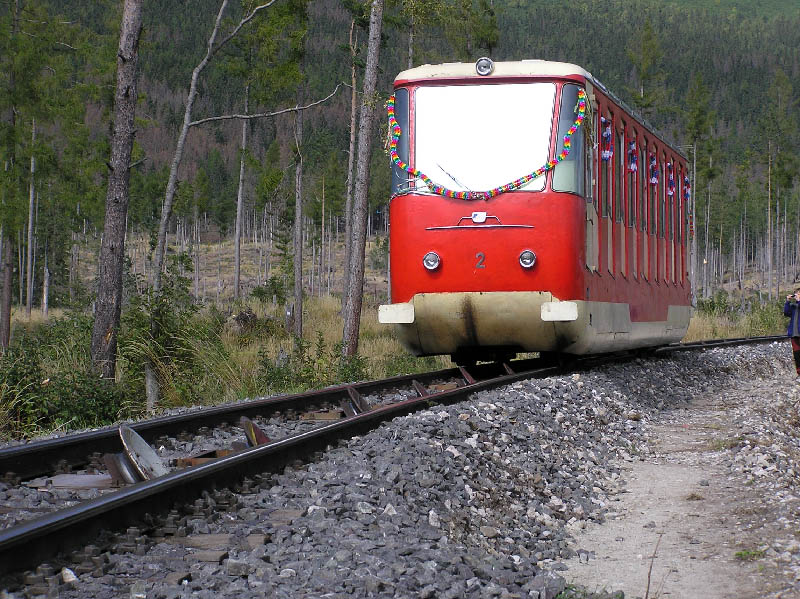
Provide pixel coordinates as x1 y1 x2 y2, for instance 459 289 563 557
585 109 598 271
658 156 665 239
641 141 649 281
585 110 594 204
552 84 585 195
600 113 611 218
627 131 636 227
390 88 410 196
615 128 623 224
648 151 656 235
639 145 646 233
601 112 613 275
628 130 637 280
667 160 674 241
681 168 687 284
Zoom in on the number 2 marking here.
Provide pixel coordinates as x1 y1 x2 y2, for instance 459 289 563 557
475 252 486 269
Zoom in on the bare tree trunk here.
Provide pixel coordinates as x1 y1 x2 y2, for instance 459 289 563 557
151 1 332 293
90 0 143 379
193 204 200 298
293 95 304 338
42 248 49 319
690 147 697 301
149 0 233 410
767 141 773 301
0 231 11 351
26 119 35 318
18 229 23 307
234 83 249 301
342 20 358 310
342 0 384 357
703 176 710 298
154 0 244 291
407 13 414 69
1 1 19 348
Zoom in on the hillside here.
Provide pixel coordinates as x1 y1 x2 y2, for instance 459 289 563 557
2 0 799 312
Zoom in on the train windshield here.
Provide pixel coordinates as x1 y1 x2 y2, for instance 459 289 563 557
414 83 555 193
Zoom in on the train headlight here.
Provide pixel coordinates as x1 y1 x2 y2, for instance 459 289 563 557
475 57 494 76
423 251 441 271
519 249 537 269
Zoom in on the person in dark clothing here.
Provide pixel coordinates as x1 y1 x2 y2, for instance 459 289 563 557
784 288 800 377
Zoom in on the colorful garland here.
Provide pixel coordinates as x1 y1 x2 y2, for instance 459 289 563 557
387 88 587 201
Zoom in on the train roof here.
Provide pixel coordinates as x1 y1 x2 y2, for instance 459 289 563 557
394 59 591 82
395 59 687 161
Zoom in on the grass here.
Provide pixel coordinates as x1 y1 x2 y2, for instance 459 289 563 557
2 294 451 440
734 549 766 561
683 294 786 342
708 437 743 451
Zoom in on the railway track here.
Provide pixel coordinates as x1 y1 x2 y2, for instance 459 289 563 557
0 334 785 582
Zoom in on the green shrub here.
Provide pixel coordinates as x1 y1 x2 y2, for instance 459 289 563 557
368 236 389 271
0 350 47 437
251 276 287 305
259 332 368 392
44 371 131 428
0 348 134 438
119 253 199 405
696 290 734 317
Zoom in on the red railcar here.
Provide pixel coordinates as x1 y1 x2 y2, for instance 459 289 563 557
379 59 692 362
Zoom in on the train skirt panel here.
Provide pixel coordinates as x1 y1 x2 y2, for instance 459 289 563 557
380 292 690 356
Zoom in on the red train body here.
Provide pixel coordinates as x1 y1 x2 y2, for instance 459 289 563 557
379 60 692 361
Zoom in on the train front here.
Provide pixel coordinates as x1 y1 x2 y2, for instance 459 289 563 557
379 59 590 362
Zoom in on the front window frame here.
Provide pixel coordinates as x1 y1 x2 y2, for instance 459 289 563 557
410 80 558 196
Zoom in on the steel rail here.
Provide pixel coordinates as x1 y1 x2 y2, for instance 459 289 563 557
0 363 561 576
655 334 785 352
0 359 537 480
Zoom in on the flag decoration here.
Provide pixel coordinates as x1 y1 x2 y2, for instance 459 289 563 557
649 155 659 186
684 175 693 238
628 140 638 172
387 88 588 201
600 116 614 161
667 162 675 197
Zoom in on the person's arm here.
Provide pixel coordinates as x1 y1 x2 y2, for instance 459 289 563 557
785 300 794 317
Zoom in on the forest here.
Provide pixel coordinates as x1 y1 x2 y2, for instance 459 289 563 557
0 0 798 434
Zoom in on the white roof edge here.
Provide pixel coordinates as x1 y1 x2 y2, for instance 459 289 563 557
394 60 592 83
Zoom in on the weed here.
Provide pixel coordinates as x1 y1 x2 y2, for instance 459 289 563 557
685 492 705 501
708 437 742 451
557 586 624 599
258 332 368 393
734 549 766 561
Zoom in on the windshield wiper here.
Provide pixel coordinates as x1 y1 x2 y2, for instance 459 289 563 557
436 162 472 192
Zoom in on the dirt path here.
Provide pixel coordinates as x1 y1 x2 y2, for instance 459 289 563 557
564 373 800 599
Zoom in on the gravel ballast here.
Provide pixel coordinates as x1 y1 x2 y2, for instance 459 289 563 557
1 341 797 598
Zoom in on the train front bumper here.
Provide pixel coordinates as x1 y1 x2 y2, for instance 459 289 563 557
379 291 581 356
